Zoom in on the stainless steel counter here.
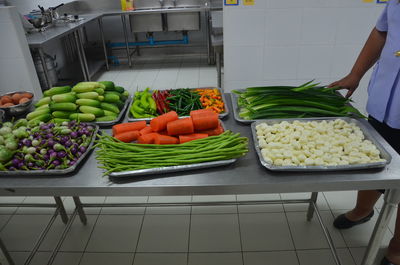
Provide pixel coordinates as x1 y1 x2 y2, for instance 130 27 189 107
1 95 399 197
0 95 398 265
26 13 102 47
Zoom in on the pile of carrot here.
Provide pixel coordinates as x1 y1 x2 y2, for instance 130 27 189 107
95 130 249 174
194 88 225 114
111 109 224 144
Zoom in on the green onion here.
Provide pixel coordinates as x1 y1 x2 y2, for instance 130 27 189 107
233 81 365 120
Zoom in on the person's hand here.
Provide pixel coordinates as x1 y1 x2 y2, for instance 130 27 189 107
328 74 361 98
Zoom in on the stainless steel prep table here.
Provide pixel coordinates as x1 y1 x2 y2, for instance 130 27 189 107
26 13 106 87
0 95 399 265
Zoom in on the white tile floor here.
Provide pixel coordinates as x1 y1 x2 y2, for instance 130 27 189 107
0 56 395 265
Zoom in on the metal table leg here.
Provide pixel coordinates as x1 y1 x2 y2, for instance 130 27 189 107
98 17 109 71
73 31 90 81
37 48 52 89
307 192 318 221
0 237 14 265
54 197 68 224
121 14 132 67
73 196 87 225
216 48 222 88
361 189 400 265
77 29 91 81
205 10 213 65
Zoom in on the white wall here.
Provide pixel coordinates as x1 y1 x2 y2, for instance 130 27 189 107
0 6 42 98
223 0 386 114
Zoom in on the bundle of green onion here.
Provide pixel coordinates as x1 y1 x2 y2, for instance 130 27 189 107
233 81 364 120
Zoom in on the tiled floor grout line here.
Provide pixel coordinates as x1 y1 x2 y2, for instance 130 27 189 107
282 193 302 265
131 196 150 265
186 196 193 265
235 195 246 265
75 208 103 265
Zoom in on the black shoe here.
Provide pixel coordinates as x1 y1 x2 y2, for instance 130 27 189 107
333 210 374 229
381 257 397 265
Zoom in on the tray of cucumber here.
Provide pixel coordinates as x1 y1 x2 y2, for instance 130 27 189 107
27 81 131 127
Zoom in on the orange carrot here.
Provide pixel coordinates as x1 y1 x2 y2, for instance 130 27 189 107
158 130 169 135
167 117 194 136
150 111 179 132
112 121 146 136
139 126 153 135
190 110 218 131
196 125 224 136
154 134 179 145
179 133 208 144
114 131 140 143
138 133 159 144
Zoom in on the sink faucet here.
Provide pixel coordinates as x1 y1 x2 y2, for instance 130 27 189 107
172 0 177 7
159 0 164 8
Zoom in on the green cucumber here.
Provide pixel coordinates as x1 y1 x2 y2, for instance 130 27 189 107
79 106 105 117
28 113 52 124
76 92 99 100
99 81 115 91
104 93 120 103
52 111 74 119
49 102 77 112
26 108 51 120
43 86 71 97
72 82 103 93
100 103 120 114
76 99 101 107
34 97 51 107
51 93 76 103
103 110 118 117
107 91 127 102
52 118 70 124
94 88 105 95
36 104 49 110
69 113 96 122
114 86 124 93
115 100 125 110
95 116 117 122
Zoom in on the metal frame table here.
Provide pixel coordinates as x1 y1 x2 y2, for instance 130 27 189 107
26 13 106 87
0 96 399 265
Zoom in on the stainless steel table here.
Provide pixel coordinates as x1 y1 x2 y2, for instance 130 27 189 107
26 13 106 87
0 96 399 265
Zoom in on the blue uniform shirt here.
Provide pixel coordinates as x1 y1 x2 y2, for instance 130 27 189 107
367 0 400 129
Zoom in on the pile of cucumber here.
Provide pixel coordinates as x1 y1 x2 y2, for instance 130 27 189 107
27 81 129 124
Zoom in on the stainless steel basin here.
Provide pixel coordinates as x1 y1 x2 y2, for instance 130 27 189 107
164 0 201 31
130 0 163 32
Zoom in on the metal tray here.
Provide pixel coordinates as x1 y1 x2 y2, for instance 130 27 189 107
231 91 253 124
251 117 392 172
95 96 131 127
109 159 237 178
0 125 99 176
108 120 236 178
126 87 229 122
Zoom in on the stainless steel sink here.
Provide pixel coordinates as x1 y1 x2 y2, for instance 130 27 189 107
163 0 201 31
130 0 163 32
129 0 202 33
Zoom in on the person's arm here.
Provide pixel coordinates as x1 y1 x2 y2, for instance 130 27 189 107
329 28 387 97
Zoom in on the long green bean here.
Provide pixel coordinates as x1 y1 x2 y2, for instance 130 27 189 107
95 131 248 175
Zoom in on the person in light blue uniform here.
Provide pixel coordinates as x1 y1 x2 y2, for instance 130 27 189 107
329 1 400 264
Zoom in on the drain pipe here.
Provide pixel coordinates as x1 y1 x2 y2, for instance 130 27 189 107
107 32 189 48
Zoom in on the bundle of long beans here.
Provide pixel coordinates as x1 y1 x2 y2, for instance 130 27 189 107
95 131 248 175
233 81 364 120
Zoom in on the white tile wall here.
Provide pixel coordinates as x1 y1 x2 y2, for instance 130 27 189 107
223 1 386 113
0 6 41 97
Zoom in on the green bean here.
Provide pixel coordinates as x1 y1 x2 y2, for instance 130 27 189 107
95 130 248 174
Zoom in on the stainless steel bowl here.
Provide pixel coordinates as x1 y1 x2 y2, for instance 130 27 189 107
0 91 34 117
